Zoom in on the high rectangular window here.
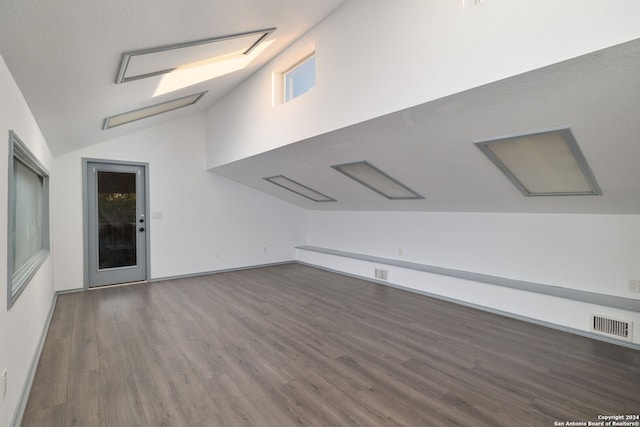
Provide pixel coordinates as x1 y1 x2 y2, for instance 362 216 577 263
7 131 50 308
283 53 315 102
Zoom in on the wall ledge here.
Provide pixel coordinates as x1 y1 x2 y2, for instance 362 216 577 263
296 245 640 312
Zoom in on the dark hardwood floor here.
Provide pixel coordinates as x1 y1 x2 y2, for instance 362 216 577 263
22 263 640 426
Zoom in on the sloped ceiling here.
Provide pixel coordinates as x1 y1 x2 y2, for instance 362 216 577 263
212 39 640 214
0 0 346 155
1 1 638 215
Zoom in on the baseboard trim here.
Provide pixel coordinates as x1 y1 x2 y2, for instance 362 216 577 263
11 291 59 427
149 261 296 283
56 262 297 292
295 261 640 351
56 287 84 295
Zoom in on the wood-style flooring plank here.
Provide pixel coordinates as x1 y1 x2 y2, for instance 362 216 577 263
93 289 147 427
21 404 66 427
114 288 201 427
23 294 77 419
64 369 104 427
67 292 99 372
23 263 640 427
63 293 104 427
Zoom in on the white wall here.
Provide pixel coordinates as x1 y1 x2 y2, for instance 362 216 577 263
302 211 640 343
52 113 307 291
0 55 55 427
205 0 640 168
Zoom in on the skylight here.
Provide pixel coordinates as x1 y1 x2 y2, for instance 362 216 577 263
264 175 335 202
153 40 275 96
103 92 207 129
475 127 602 196
116 28 275 84
332 161 424 200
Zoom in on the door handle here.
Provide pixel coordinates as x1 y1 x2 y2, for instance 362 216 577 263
139 227 145 232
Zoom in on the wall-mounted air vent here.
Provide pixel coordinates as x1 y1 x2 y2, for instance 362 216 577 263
591 315 632 341
375 269 388 281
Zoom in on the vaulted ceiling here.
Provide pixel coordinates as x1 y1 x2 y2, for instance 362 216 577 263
1 1 639 215
0 0 346 155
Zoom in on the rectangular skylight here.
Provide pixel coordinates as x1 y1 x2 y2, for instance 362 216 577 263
116 28 275 83
103 91 206 129
264 175 335 202
475 127 602 196
332 161 424 200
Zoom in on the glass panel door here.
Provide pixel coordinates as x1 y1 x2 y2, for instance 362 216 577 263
86 161 147 287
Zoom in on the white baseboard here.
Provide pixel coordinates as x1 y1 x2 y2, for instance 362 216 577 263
11 291 58 427
149 260 295 282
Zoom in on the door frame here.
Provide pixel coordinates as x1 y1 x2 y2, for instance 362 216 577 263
82 158 151 289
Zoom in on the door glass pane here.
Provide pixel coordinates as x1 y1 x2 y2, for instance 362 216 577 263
97 171 136 269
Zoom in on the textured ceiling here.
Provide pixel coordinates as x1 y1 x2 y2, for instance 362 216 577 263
213 39 640 214
0 0 347 155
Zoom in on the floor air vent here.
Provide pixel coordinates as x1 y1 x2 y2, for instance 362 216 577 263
591 315 632 340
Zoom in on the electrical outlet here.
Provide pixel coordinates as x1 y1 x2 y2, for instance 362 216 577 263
2 370 7 400
263 246 268 253
398 248 403 257
462 0 485 9
629 280 640 293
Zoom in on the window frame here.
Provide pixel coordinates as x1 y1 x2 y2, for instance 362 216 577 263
282 51 316 103
7 130 50 309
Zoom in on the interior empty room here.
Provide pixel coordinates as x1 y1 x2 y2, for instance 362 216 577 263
1 1 639 426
